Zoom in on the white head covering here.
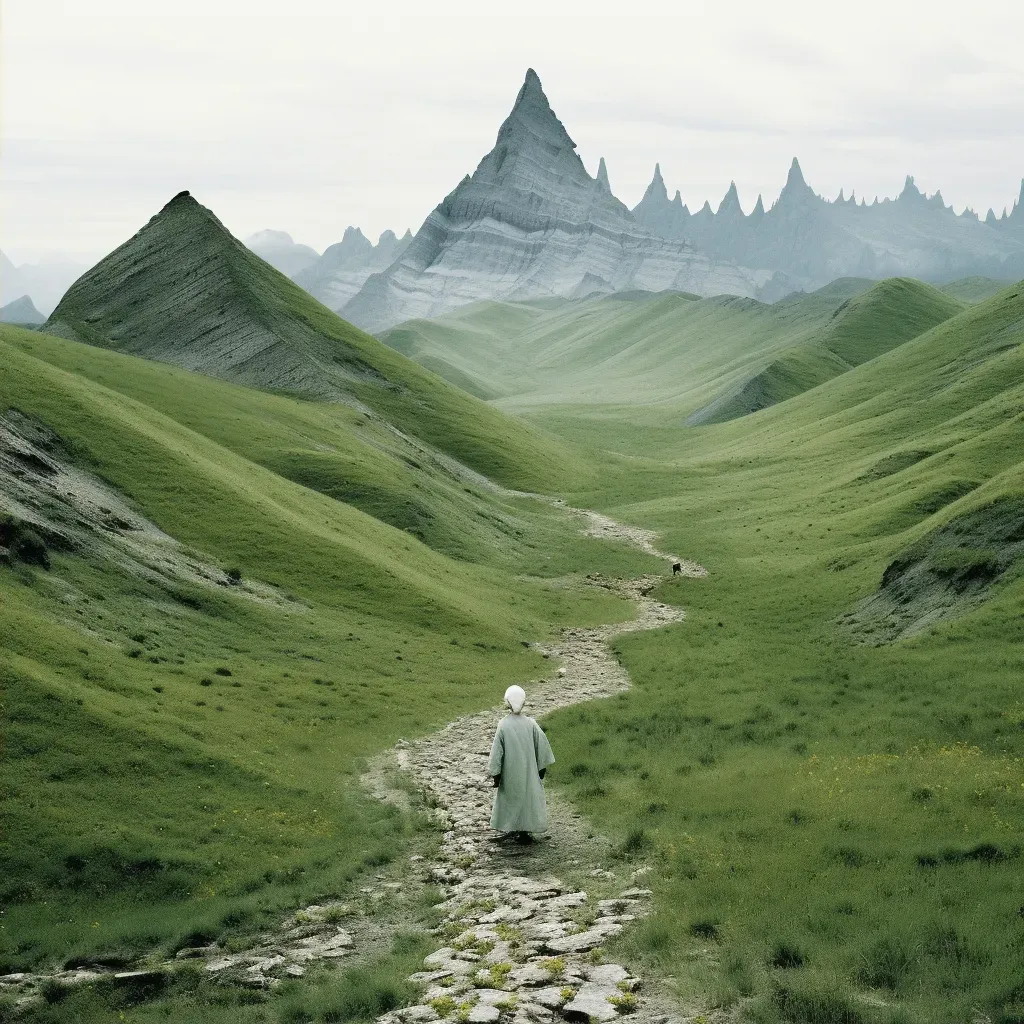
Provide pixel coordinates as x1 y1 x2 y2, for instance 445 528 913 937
504 685 526 714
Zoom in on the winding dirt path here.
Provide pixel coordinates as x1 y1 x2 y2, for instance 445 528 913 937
360 512 705 1024
2 509 704 1024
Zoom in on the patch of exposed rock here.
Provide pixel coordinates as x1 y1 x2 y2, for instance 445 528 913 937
0 409 291 607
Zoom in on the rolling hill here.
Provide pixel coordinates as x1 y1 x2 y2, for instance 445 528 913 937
43 191 576 495
687 278 964 423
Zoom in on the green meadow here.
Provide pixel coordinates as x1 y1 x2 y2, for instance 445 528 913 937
5 269 1024 1024
385 278 1024 1021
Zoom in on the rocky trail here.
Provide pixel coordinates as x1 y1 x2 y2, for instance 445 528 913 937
2 508 705 1023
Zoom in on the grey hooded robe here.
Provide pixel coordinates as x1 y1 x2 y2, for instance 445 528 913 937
488 713 555 832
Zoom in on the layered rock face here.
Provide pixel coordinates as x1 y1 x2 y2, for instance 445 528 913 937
341 70 766 333
243 229 320 277
293 226 412 311
634 163 1024 298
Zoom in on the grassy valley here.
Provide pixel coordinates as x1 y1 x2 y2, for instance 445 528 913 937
521 282 1024 1022
6 259 1024 1024
0 313 656 985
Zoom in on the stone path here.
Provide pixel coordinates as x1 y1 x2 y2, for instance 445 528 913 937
374 569 697 1024
1 509 704 1023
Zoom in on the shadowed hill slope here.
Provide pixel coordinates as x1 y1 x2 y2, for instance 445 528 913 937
43 191 577 494
688 278 964 424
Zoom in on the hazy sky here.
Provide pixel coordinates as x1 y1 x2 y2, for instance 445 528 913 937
3 0 1023 263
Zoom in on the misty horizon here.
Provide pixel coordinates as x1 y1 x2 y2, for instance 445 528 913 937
2 0 1023 263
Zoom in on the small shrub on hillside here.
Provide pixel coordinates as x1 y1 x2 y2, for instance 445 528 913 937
689 919 721 941
616 827 651 859
856 936 915 990
214 667 232 677
770 941 805 969
768 981 866 1024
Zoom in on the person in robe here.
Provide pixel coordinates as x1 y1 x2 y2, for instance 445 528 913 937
488 685 555 843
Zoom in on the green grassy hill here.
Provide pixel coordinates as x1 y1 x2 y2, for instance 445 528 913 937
0 322 658 978
689 278 964 423
535 281 1024 1022
44 192 575 495
382 288 861 419
938 276 1013 304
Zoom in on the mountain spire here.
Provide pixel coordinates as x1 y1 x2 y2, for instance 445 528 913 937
778 157 816 205
641 163 669 204
496 68 577 151
786 158 806 190
718 181 742 217
899 175 923 202
596 157 611 194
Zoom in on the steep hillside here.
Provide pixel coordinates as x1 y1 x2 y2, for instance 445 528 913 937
689 278 964 423
43 192 576 494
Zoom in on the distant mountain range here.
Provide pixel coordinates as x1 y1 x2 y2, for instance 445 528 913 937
327 70 1024 331
16 68 1024 334
292 227 413 311
633 161 1024 301
0 294 45 325
0 250 91 315
243 230 320 277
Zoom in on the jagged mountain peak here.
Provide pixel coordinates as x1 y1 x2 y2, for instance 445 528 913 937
496 67 576 152
751 194 766 218
596 157 611 193
342 226 370 245
899 175 924 202
718 181 742 216
774 157 821 210
642 163 669 204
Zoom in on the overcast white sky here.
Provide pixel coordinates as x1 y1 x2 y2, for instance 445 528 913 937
3 0 1023 263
